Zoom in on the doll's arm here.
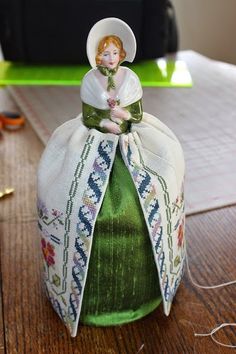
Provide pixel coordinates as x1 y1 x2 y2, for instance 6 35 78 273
82 102 109 132
125 99 143 123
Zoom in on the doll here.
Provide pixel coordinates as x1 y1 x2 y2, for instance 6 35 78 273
37 18 185 337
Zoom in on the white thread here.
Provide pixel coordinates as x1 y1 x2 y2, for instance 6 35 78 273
186 247 236 348
136 343 145 353
194 323 236 348
186 251 236 289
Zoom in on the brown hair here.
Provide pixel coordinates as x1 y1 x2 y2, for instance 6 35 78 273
95 35 126 65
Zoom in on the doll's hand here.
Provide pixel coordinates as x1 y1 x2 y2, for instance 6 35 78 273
110 116 123 125
111 106 131 121
100 119 121 135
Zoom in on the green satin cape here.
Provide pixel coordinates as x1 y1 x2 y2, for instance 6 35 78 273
80 148 162 326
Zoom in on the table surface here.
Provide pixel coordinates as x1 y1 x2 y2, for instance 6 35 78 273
1 86 236 354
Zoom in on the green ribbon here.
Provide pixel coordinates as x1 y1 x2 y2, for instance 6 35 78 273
97 65 119 91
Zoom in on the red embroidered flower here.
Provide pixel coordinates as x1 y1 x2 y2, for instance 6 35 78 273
52 208 62 217
41 238 55 266
177 221 184 248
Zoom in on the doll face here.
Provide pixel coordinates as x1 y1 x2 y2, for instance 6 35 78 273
100 43 120 69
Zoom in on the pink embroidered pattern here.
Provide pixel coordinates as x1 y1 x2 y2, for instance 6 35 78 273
177 219 184 248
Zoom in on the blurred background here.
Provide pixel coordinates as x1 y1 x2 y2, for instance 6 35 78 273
0 0 235 65
173 0 236 64
0 0 177 64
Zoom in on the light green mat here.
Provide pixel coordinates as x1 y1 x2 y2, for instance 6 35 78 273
0 58 192 87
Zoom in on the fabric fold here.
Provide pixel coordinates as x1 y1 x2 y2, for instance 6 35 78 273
119 121 185 316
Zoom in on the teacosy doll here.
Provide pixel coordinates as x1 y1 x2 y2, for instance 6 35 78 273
37 17 185 337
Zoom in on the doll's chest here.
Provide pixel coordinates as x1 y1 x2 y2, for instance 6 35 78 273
95 69 126 99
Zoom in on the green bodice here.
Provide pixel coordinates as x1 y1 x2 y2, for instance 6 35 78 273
80 149 162 326
82 99 143 134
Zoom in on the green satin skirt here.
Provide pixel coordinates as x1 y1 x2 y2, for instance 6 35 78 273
80 148 162 326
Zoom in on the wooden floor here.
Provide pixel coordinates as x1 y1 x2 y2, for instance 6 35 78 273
1 92 236 353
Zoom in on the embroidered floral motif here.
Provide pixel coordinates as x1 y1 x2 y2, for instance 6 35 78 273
37 198 64 230
52 274 61 287
37 199 49 217
177 220 184 248
174 255 181 267
41 238 55 266
172 192 184 216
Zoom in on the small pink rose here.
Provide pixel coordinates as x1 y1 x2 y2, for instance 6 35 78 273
107 98 116 109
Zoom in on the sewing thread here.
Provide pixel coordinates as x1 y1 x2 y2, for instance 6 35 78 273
186 250 236 348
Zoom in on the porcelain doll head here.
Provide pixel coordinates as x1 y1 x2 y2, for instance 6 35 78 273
95 35 126 69
86 17 136 68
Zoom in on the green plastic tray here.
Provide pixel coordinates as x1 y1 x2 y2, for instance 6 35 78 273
0 58 192 87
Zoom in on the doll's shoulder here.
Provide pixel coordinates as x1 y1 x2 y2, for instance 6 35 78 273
80 68 100 102
81 68 97 86
121 66 141 84
119 66 142 103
